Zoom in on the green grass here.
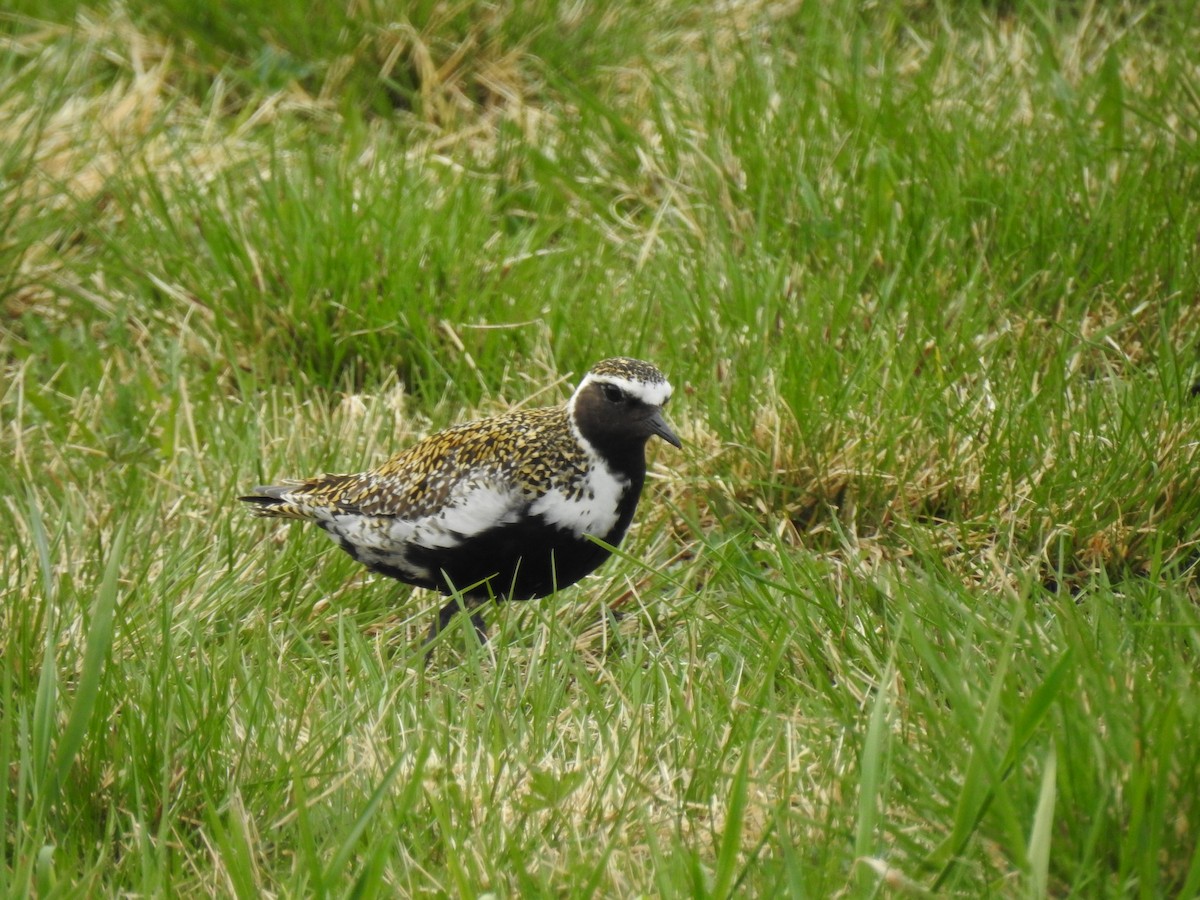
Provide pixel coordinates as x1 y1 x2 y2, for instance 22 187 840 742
4 0 1200 895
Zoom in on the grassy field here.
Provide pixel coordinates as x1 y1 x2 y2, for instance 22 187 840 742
4 0 1200 895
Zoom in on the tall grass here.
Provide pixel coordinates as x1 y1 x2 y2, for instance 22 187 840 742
3 0 1200 895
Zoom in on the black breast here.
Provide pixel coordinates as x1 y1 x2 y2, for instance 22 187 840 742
395 471 644 601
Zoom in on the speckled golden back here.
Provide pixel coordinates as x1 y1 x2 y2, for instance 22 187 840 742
259 405 590 520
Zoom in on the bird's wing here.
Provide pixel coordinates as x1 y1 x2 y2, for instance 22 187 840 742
244 407 571 524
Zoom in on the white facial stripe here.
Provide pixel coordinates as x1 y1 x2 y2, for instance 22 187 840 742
574 373 673 408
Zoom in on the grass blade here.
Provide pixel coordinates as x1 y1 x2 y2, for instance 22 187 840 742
711 735 754 900
322 741 429 885
855 650 900 862
929 645 1074 890
1027 745 1057 900
54 527 124 788
1006 650 1075 774
32 627 58 814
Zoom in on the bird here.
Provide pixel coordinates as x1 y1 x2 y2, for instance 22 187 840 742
240 357 681 647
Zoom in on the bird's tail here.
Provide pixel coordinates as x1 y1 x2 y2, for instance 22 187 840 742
240 473 370 519
239 483 312 519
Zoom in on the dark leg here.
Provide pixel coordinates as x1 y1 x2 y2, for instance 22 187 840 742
600 606 626 658
424 596 490 656
469 611 488 644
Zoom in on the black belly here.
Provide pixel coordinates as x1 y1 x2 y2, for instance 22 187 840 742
347 466 647 603
364 514 634 601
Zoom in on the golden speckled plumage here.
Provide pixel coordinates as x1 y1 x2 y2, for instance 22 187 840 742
589 357 668 382
260 406 592 520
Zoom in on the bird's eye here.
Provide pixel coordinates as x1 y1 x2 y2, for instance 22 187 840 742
601 384 626 404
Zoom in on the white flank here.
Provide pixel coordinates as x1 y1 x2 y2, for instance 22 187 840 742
413 480 523 549
311 478 525 581
318 511 431 579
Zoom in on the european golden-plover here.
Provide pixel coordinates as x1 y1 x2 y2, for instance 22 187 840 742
241 358 681 644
